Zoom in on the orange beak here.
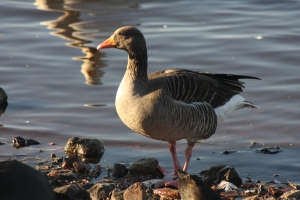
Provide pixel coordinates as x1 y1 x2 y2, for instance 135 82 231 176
97 36 116 50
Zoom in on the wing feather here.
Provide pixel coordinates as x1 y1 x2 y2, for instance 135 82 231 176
148 68 259 108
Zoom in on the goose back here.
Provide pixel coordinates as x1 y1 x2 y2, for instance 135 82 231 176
148 68 259 108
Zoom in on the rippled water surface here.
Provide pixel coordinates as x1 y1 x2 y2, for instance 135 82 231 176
1 0 300 182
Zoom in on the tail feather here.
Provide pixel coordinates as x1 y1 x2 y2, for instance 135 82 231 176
244 101 259 109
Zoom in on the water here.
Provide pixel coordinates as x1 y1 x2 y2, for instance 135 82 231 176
1 0 300 182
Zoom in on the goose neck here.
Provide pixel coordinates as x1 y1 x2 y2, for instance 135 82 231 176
126 50 148 81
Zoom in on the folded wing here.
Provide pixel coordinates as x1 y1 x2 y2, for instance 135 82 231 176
148 68 260 108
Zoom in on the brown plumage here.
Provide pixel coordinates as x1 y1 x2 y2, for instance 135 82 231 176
97 26 259 186
177 169 222 200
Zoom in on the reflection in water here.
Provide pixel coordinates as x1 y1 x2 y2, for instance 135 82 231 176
34 0 106 85
77 47 103 85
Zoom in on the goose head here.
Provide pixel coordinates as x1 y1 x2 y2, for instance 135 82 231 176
97 26 147 55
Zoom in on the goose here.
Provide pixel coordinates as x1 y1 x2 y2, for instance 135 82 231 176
177 169 222 200
97 26 259 186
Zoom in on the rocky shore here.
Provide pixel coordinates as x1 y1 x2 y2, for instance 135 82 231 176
0 136 299 200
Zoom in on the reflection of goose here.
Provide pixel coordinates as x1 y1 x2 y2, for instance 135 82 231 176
80 47 104 85
34 0 105 85
97 26 259 186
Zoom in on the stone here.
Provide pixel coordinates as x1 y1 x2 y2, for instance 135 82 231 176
54 183 85 199
255 146 282 154
123 182 147 200
202 165 242 186
177 169 222 200
88 183 116 200
112 163 128 178
110 188 125 200
62 154 82 169
64 137 105 161
0 160 55 200
0 87 8 116
73 161 89 174
128 158 161 178
12 136 40 148
89 164 101 178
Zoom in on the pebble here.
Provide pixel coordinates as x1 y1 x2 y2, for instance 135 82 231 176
64 137 105 158
88 183 116 200
112 163 128 178
123 182 147 200
128 158 162 178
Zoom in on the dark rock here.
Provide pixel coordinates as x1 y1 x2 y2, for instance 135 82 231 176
88 183 116 200
52 157 63 165
128 158 162 178
89 164 101 178
73 161 89 174
116 182 131 190
49 179 69 187
62 154 81 169
81 182 94 190
54 183 86 200
203 165 242 186
0 87 7 102
221 150 237 155
54 193 71 200
0 87 8 116
177 169 222 200
224 167 242 186
0 101 8 117
26 139 41 145
112 163 128 178
12 136 26 147
55 174 77 182
255 146 282 154
123 182 147 200
12 136 40 148
64 137 105 162
0 160 56 200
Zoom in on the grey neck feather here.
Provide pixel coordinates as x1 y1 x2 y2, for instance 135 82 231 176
126 48 148 81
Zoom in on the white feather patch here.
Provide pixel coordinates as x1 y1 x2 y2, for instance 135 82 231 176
214 94 247 124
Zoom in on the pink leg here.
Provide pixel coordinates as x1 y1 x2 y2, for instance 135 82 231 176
165 145 193 188
168 141 181 172
164 142 182 188
165 179 178 188
182 146 193 171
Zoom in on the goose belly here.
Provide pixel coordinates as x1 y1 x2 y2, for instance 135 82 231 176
116 91 217 142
